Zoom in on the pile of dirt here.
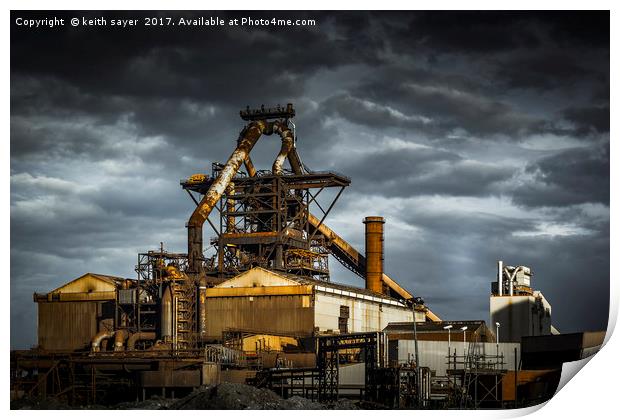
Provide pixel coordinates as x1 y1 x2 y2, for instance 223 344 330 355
12 383 361 410
168 383 359 410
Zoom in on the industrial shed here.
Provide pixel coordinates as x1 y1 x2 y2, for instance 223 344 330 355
204 267 420 341
33 273 128 352
384 320 496 343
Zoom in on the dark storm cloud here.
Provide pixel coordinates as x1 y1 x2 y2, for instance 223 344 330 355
322 72 546 138
496 52 592 91
562 105 610 135
10 11 609 348
512 145 609 208
10 11 379 104
339 147 512 198
392 12 544 54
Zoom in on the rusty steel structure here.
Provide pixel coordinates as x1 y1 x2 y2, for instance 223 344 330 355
12 104 443 406
364 216 385 294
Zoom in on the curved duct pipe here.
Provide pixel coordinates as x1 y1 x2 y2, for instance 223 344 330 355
272 121 294 175
91 330 115 352
287 147 304 175
114 329 129 351
244 156 257 177
503 265 526 296
126 332 157 351
187 120 269 275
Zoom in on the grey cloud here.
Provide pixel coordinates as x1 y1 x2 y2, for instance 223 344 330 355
10 11 609 348
562 105 610 135
339 148 512 198
512 145 609 207
324 78 545 138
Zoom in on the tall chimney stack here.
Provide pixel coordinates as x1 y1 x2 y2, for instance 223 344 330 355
364 216 385 294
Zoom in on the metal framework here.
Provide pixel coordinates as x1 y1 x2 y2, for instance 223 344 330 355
316 332 386 402
182 168 349 281
115 244 194 349
447 342 507 408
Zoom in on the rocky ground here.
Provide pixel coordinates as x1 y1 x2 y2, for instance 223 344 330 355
11 383 361 410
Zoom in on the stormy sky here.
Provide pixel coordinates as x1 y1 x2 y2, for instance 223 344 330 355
10 11 609 349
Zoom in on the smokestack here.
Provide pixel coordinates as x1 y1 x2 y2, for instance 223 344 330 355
364 216 385 294
498 260 503 296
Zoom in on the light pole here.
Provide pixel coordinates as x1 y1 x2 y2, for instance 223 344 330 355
495 322 501 368
411 296 424 407
461 326 468 367
443 324 453 368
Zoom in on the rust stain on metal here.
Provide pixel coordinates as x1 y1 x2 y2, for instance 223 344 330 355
364 216 385 294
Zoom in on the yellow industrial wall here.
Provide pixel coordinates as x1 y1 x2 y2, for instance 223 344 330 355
204 294 314 340
38 301 99 351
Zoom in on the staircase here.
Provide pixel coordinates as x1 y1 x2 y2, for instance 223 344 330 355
175 283 197 349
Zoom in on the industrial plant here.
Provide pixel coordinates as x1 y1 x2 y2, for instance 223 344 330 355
10 104 604 409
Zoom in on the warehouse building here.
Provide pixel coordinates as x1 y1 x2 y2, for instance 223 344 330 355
33 273 131 352
203 267 422 342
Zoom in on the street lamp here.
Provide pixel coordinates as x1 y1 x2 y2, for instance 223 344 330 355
410 296 424 406
461 326 468 366
495 322 501 368
443 325 453 367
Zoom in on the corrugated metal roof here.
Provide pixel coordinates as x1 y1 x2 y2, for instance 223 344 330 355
223 267 406 305
271 270 403 302
46 273 133 295
384 320 488 333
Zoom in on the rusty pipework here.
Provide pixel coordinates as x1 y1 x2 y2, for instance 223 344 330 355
244 156 257 177
113 329 128 351
91 330 115 352
126 332 157 351
187 120 268 275
287 146 304 174
272 121 294 175
364 216 385 294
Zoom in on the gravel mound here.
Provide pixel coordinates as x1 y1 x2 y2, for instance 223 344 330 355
12 383 361 410
169 383 359 410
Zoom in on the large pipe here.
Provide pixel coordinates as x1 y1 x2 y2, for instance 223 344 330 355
187 120 268 275
364 216 385 294
272 121 294 175
126 332 157 351
114 329 128 351
91 330 115 352
243 156 257 177
287 146 304 174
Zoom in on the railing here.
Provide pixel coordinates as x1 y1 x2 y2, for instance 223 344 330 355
204 344 246 366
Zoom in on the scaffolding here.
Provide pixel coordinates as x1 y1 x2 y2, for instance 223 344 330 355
446 342 507 408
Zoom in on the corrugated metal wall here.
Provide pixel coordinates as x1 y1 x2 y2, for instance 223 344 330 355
38 301 99 351
314 293 413 333
204 295 314 340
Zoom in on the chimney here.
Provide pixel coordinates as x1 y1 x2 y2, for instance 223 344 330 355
364 216 385 294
